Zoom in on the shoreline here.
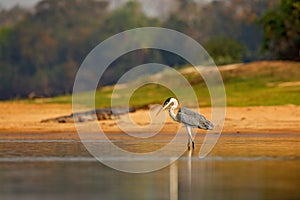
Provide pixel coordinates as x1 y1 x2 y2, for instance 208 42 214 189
0 102 299 137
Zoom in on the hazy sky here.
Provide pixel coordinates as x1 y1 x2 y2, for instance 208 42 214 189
0 0 213 14
0 0 41 9
0 0 178 17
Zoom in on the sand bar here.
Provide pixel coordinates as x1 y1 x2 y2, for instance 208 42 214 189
0 103 299 140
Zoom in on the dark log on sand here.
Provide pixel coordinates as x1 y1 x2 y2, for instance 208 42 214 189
41 107 136 123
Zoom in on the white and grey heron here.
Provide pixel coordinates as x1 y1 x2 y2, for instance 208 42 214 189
157 97 214 150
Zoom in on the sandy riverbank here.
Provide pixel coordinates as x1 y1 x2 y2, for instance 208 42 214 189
0 102 299 138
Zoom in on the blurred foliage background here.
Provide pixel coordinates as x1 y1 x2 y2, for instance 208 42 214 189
0 0 298 100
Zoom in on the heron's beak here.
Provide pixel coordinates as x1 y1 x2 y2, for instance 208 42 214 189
156 105 167 116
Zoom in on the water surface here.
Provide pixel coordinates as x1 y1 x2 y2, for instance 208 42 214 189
0 133 299 200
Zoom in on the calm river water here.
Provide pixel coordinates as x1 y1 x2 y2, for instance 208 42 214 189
0 133 299 200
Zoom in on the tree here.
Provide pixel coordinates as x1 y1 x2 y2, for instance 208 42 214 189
259 0 300 60
0 0 110 99
97 1 162 86
204 36 246 65
0 0 286 99
101 1 159 35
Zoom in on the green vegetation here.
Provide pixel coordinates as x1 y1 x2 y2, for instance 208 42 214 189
26 61 300 107
259 0 300 60
221 62 300 106
0 0 280 99
2 0 299 105
204 36 247 65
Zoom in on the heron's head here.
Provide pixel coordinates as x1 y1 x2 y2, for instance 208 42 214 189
156 97 178 116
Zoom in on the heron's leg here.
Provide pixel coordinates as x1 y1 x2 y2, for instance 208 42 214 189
186 125 194 150
186 126 190 150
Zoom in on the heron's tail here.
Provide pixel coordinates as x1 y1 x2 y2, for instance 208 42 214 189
198 119 214 130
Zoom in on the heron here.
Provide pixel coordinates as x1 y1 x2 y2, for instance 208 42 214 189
157 97 214 150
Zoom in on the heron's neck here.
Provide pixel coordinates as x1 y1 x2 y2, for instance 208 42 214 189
168 107 178 121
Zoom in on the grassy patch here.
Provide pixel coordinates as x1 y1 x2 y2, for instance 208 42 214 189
16 61 300 107
219 61 300 106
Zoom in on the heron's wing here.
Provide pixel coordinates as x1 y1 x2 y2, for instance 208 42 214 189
177 107 214 130
177 107 206 127
179 107 206 120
